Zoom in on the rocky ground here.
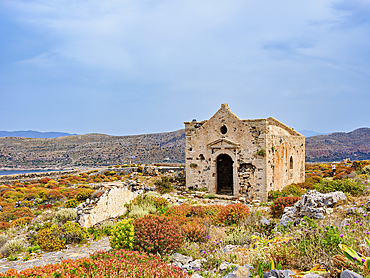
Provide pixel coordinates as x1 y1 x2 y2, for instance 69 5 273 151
0 237 111 273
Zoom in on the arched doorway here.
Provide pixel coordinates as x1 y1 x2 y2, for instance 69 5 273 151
217 154 233 195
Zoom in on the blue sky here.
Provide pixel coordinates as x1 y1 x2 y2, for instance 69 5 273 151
1 0 370 136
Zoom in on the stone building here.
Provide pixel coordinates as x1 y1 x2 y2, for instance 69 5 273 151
184 103 305 201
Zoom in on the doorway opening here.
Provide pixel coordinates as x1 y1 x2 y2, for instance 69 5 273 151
217 154 233 195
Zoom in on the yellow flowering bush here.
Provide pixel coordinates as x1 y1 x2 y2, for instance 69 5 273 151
109 219 134 250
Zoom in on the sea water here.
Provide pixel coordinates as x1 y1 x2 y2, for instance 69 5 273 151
0 170 57 176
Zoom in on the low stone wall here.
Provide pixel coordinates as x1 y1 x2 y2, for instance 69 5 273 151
77 186 137 228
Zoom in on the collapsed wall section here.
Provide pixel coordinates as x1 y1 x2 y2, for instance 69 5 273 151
78 186 136 228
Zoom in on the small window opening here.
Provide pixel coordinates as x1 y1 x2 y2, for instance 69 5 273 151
290 156 293 169
220 125 227 134
199 154 205 160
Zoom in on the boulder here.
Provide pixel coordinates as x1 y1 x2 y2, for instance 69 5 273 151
302 274 325 278
222 265 253 278
172 253 193 265
260 218 271 225
263 269 295 278
340 269 363 278
279 190 346 225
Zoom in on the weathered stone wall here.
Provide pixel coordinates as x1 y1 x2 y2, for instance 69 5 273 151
78 186 136 228
185 104 305 202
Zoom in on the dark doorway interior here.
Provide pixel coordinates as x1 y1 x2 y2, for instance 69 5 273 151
217 154 233 195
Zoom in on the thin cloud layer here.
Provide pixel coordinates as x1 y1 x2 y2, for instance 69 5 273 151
0 0 369 135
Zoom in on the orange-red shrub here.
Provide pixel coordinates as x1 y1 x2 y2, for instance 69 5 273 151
134 215 184 255
0 222 10 230
164 204 192 217
181 222 207 242
0 250 189 278
13 207 35 218
10 216 33 227
40 178 51 184
271 196 300 218
217 203 250 225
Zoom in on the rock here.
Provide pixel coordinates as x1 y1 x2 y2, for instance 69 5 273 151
313 213 325 219
191 274 203 278
279 190 346 224
222 265 252 278
260 218 271 225
239 197 246 202
172 253 193 265
279 215 293 227
219 261 232 272
195 191 206 198
181 264 192 270
340 269 363 278
326 208 333 214
190 259 202 271
340 219 350 228
263 269 295 278
302 274 325 278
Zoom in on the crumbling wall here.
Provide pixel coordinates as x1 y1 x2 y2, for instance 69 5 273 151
78 186 136 228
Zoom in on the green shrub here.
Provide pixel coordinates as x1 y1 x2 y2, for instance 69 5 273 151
256 149 266 157
125 195 157 218
281 184 306 197
268 190 283 201
134 215 184 255
271 197 300 218
36 222 88 251
217 203 250 225
203 193 216 199
127 203 156 219
0 234 8 249
53 208 77 225
313 179 365 196
75 189 93 201
144 191 160 198
154 176 173 194
361 165 370 175
154 197 169 209
224 227 250 245
59 221 89 244
21 200 34 208
109 219 135 250
64 199 78 208
1 239 25 257
36 224 65 251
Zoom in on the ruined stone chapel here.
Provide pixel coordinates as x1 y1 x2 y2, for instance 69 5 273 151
184 104 305 201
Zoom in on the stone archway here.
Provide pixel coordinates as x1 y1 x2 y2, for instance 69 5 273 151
217 154 233 195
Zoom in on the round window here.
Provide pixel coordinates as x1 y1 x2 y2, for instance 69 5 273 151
220 125 227 134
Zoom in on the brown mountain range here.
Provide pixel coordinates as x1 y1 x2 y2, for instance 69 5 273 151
0 127 369 169
305 127 370 162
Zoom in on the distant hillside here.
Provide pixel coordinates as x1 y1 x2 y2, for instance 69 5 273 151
0 130 185 168
0 128 369 168
305 128 370 162
298 130 328 138
0 130 77 138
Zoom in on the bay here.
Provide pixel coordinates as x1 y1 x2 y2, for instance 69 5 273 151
0 170 59 176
